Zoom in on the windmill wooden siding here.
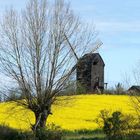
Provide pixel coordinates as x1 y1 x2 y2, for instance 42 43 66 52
76 53 105 93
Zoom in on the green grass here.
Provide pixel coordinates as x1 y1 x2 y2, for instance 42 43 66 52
62 129 105 140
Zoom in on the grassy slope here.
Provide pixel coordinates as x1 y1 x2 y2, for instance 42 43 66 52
0 95 135 131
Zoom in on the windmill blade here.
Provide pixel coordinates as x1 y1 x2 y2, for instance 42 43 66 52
90 39 103 53
64 33 79 61
64 33 103 61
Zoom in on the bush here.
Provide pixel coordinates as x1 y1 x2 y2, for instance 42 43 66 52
103 111 123 139
96 110 137 140
0 125 32 140
76 82 86 94
35 123 62 140
0 124 62 140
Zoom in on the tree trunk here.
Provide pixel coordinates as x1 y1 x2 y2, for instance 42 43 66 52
33 109 49 131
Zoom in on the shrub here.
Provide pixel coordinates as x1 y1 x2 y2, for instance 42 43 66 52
96 110 137 140
76 82 86 94
103 111 123 139
35 123 62 140
0 124 62 140
0 125 32 140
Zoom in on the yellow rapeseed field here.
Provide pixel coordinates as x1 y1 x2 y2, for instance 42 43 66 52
0 95 136 131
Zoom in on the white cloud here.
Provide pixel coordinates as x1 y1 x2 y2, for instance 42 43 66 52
96 21 140 32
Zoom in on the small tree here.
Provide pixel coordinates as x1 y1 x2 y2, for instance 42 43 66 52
115 83 124 94
0 0 99 131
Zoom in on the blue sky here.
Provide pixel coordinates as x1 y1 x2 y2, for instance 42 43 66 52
70 0 140 88
0 0 140 88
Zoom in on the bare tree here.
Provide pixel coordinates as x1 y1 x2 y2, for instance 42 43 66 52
129 62 140 121
0 0 100 131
